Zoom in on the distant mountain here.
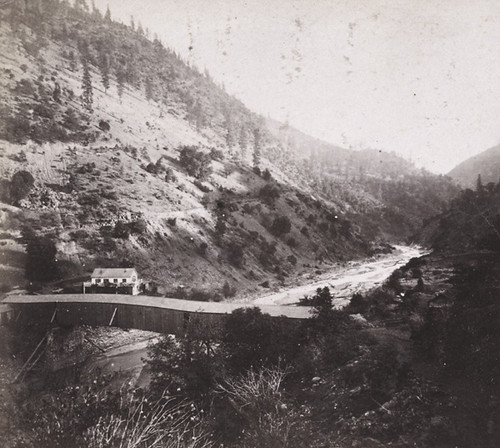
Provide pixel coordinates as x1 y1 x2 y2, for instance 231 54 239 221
448 144 500 188
265 117 418 179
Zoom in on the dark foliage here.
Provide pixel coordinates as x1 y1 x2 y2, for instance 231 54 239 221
9 170 35 204
428 179 500 252
270 215 292 236
258 183 281 205
178 145 213 180
227 242 244 268
222 307 299 374
147 317 223 399
113 221 130 238
98 120 110 131
25 235 58 282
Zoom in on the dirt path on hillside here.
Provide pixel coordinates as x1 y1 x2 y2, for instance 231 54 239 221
252 245 427 308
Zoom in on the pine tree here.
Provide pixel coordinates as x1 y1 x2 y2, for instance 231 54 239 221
91 0 101 19
130 15 135 30
99 52 110 93
74 0 89 12
476 174 484 193
104 4 111 21
116 70 125 103
253 127 261 167
53 82 61 103
239 126 248 159
224 117 236 149
81 58 93 112
144 77 153 101
137 21 144 36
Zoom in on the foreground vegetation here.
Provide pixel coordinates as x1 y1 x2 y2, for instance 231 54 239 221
3 236 500 447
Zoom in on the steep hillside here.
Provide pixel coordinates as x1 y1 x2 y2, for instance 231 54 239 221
448 144 500 188
0 2 457 297
418 178 500 253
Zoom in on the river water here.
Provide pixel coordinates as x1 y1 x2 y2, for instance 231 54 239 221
252 245 428 308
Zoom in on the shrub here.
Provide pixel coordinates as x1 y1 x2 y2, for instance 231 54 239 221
14 78 36 96
222 280 237 298
113 221 130 239
411 267 423 279
10 171 35 205
62 108 82 131
258 184 280 205
164 167 177 183
347 293 368 314
386 268 403 292
242 203 254 214
178 145 213 180
222 308 299 374
24 375 212 448
33 103 55 119
198 242 208 256
128 219 148 234
147 320 223 400
270 215 291 236
215 214 227 239
77 192 101 206
262 168 272 180
98 120 110 131
189 289 214 302
145 162 158 174
167 217 177 226
227 242 244 268
194 180 211 193
76 162 96 174
215 367 304 447
3 112 31 144
209 147 224 160
25 235 58 282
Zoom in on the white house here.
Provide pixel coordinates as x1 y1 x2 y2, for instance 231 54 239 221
87 268 141 295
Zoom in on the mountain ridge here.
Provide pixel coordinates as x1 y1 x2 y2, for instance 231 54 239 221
448 143 500 188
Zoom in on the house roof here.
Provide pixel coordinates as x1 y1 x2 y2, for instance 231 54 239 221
91 268 138 279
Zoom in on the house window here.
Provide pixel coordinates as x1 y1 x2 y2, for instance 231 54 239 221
96 279 101 284
114 279 118 283
122 279 126 283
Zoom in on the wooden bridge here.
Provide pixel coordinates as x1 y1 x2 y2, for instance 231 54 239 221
1 294 312 335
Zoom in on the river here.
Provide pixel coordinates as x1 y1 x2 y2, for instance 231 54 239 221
252 245 428 308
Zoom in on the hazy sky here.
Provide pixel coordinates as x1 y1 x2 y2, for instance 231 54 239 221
95 0 500 173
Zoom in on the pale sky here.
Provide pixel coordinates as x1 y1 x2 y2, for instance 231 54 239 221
95 0 500 173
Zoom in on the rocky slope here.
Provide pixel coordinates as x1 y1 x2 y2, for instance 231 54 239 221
0 2 457 297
